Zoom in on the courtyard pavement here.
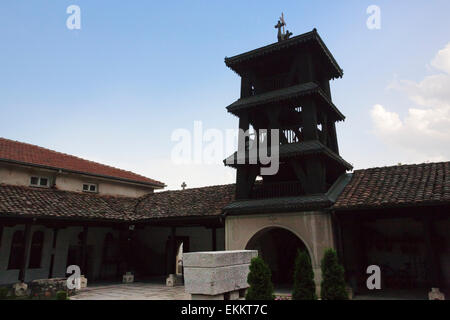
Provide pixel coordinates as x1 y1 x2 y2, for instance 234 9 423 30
70 282 190 300
70 282 438 300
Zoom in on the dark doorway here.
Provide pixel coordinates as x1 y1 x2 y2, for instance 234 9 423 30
245 227 309 287
99 233 120 280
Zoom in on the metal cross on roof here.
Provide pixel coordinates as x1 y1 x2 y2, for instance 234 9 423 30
275 12 293 42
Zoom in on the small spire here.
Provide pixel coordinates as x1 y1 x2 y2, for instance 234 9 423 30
181 182 187 190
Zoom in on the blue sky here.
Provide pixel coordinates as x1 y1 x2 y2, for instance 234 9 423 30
1 1 450 189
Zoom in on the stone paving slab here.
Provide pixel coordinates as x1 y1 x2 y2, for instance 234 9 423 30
70 282 190 300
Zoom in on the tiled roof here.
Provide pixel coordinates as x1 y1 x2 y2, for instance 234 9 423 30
333 162 450 210
0 183 235 222
1 162 449 222
0 184 136 221
133 184 236 221
0 138 164 187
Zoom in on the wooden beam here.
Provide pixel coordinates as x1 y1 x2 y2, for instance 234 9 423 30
170 227 177 274
48 228 59 278
80 226 88 276
19 223 32 282
422 216 442 288
302 98 319 141
321 112 328 146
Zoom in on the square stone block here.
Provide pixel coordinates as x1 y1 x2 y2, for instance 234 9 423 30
183 250 258 296
80 275 88 288
428 288 445 300
166 274 183 287
13 282 28 297
122 272 134 283
183 250 257 268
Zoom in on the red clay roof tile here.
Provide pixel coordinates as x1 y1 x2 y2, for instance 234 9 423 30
333 162 450 210
0 138 164 187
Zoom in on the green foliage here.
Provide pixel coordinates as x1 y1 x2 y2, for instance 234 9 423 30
56 291 68 300
320 248 348 300
246 256 274 300
292 250 317 300
0 287 8 300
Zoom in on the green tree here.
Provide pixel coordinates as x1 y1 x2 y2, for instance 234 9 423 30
0 287 8 300
246 256 274 300
292 250 317 300
320 248 348 300
56 291 68 300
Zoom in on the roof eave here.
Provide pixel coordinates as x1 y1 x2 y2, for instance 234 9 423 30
225 85 346 121
224 29 343 78
0 158 166 189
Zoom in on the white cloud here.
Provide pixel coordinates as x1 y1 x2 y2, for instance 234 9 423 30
371 43 450 162
431 43 450 74
371 104 402 133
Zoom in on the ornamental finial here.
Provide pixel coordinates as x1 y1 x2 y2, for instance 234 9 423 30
274 12 293 42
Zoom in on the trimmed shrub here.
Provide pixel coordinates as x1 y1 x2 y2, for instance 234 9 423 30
320 248 348 300
0 287 8 300
56 291 68 300
292 250 317 300
246 256 274 300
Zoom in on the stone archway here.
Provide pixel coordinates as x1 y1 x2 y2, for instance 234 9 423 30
245 226 311 286
225 211 336 294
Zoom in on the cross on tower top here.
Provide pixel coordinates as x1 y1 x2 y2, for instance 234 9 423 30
274 12 293 42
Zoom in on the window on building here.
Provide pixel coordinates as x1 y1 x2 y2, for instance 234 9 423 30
8 230 25 270
28 231 44 269
82 183 98 193
30 176 49 188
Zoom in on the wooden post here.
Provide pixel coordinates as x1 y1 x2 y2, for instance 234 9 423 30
19 223 32 282
80 226 88 276
236 113 250 200
119 228 129 274
168 227 177 275
302 98 319 141
0 223 3 248
48 228 59 278
332 212 344 263
422 217 441 288
126 225 136 273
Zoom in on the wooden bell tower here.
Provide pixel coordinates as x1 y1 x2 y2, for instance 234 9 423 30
224 28 352 210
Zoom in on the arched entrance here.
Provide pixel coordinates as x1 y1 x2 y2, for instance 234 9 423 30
245 227 310 287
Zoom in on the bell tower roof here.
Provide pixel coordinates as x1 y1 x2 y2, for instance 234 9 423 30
225 29 343 80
